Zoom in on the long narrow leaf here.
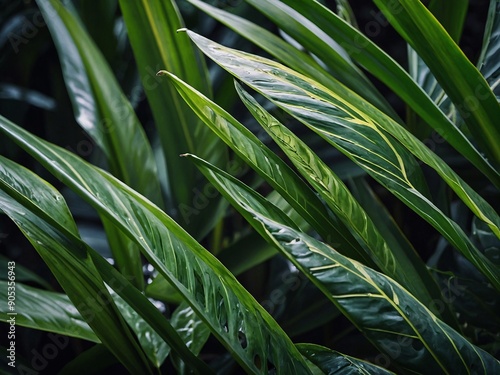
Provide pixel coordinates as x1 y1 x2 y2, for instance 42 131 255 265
36 0 163 288
0 153 215 374
161 71 375 268
0 160 152 374
118 0 227 235
241 0 396 119
374 0 500 164
276 0 500 187
183 31 500 291
298 344 396 375
188 0 398 120
0 281 99 343
0 116 310 374
234 84 456 325
256 216 500 374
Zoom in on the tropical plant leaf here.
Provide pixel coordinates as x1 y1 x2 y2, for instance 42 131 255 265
275 0 500 187
161 70 374 269
118 0 228 236
0 160 153 374
187 0 396 119
374 0 500 165
170 302 211 374
183 31 500 291
241 0 396 119
0 115 310 374
0 281 99 343
108 288 169 368
0 152 214 374
36 0 163 289
298 343 396 375
234 84 457 325
35 0 162 205
478 0 500 99
255 216 500 374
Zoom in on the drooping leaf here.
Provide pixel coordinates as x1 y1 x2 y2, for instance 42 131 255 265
183 31 500 291
0 152 214 374
241 0 397 119
36 0 163 289
234 84 456 325
275 0 500 187
162 70 374 268
0 281 99 343
298 343 396 375
0 161 152 374
0 115 310 374
118 0 228 236
256 216 500 374
374 0 500 165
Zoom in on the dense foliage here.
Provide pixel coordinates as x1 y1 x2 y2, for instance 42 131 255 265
1 0 499 374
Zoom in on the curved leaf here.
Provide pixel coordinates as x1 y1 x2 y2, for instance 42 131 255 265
0 115 310 374
277 0 500 187
298 343 396 375
183 31 500 291
0 281 99 343
234 84 456 325
162 71 372 267
374 0 500 165
0 161 152 374
256 216 500 374
0 152 215 374
36 0 162 205
188 0 397 120
118 0 227 234
241 0 397 119
36 0 163 288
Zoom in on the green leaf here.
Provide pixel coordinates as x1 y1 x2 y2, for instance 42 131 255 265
241 0 397 119
235 84 456 325
276 0 500 187
256 216 500 374
0 116 310 374
183 31 500 291
478 0 500 99
162 70 373 269
36 0 162 205
0 281 99 343
374 0 500 165
0 254 52 290
118 0 228 234
170 302 211 374
188 0 397 120
298 343 396 375
36 0 163 288
0 152 214 374
109 289 169 368
0 160 152 374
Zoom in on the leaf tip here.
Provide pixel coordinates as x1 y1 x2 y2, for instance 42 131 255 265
156 70 169 77
176 27 188 33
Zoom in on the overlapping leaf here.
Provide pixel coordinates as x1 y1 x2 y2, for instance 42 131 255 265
298 344 395 375
275 0 500 187
163 70 374 268
183 31 500 291
374 0 500 165
0 158 152 374
0 153 214 374
118 0 227 235
0 115 310 374
36 0 163 288
0 281 99 343
257 216 500 374
234 84 455 323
